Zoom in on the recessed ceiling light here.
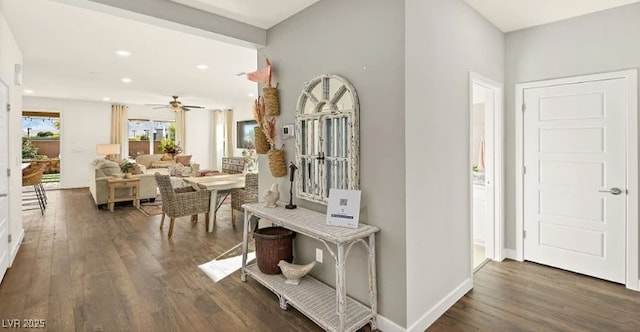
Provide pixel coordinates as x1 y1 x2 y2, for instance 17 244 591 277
196 64 208 70
103 97 111 101
115 50 131 57
121 77 132 83
24 89 34 94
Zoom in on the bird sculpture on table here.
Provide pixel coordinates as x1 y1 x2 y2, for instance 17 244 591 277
263 183 280 207
277 260 316 285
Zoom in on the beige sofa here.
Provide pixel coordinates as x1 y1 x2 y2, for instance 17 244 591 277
89 159 158 207
134 154 171 175
134 154 196 176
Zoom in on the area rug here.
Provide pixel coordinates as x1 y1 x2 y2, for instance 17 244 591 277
139 197 163 216
198 242 256 283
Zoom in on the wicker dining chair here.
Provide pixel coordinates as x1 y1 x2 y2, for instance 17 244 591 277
22 165 46 215
231 172 259 225
32 159 50 204
154 174 211 238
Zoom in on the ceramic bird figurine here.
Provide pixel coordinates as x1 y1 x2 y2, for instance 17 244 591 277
277 260 316 285
263 183 280 207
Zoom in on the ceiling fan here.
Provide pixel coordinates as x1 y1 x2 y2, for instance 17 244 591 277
150 96 205 112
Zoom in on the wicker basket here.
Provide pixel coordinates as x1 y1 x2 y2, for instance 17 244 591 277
254 227 295 274
268 148 287 178
254 126 270 154
263 86 280 116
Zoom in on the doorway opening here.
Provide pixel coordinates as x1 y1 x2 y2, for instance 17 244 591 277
469 73 503 272
22 110 61 190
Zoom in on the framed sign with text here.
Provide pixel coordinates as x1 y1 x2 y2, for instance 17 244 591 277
326 189 361 228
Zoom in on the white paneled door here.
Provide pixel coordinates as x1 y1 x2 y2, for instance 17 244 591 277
0 79 9 283
523 77 628 283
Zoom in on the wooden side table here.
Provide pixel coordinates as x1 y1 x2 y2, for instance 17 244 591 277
107 177 140 212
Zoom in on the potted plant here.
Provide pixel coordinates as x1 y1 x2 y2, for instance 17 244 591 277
159 139 183 158
120 161 135 178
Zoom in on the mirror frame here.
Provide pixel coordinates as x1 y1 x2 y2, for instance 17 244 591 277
295 74 360 205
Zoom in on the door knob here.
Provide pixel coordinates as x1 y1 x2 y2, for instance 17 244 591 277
598 187 623 195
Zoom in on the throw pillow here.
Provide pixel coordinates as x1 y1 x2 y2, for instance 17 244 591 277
161 154 173 161
168 163 186 176
132 164 145 175
151 161 173 168
100 163 122 176
175 155 192 166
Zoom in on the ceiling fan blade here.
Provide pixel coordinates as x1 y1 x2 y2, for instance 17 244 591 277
183 105 204 109
153 106 168 109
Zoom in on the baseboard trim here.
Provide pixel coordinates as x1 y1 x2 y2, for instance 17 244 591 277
503 248 518 261
376 314 405 332
406 278 472 332
9 228 24 267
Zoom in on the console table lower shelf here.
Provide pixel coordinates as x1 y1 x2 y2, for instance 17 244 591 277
244 264 373 332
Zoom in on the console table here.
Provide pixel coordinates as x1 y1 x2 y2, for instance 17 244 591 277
240 203 379 332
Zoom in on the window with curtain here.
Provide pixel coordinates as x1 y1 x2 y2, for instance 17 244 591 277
128 119 175 157
211 109 233 170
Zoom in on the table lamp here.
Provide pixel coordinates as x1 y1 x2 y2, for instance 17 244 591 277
96 144 120 161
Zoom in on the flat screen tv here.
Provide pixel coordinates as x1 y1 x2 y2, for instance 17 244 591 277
237 120 258 149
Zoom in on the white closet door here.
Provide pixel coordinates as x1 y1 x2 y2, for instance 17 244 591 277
523 77 627 283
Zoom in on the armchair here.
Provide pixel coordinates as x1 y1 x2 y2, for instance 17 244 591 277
154 174 211 238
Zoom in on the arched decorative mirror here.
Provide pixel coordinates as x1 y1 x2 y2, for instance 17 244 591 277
295 74 360 205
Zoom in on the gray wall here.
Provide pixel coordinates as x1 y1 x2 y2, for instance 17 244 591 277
504 3 640 251
258 0 406 326
405 0 504 327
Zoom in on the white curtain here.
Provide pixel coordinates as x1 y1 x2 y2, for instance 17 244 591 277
224 109 233 158
110 104 128 159
211 109 233 170
175 109 186 152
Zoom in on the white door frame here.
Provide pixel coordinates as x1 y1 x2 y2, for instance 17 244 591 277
515 69 638 290
469 72 504 268
0 77 9 283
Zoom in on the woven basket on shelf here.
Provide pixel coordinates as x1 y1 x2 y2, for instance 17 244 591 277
263 86 280 116
268 148 286 178
254 226 295 274
254 126 270 154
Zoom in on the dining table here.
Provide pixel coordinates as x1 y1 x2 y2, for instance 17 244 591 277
182 173 245 232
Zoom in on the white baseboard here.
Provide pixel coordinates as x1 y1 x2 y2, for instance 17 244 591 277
376 314 405 332
9 228 24 267
503 248 517 260
406 278 472 332
626 279 640 291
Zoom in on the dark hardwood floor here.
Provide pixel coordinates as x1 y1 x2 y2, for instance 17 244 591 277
430 260 640 331
0 188 337 331
4 189 640 331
